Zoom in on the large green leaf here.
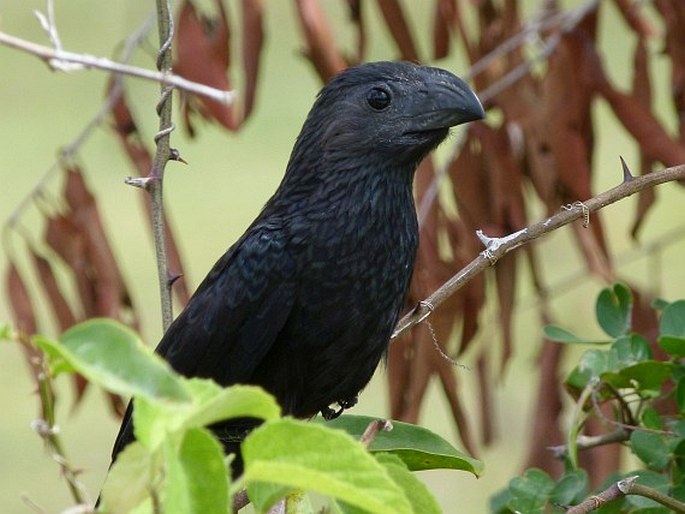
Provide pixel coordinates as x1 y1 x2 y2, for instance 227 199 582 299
133 381 280 451
321 415 483 476
375 453 441 514
36 318 189 403
163 428 229 514
242 418 413 514
99 441 155 514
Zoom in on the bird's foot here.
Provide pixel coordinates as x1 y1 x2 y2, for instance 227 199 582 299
320 395 359 420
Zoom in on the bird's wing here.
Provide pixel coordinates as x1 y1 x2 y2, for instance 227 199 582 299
155 219 298 385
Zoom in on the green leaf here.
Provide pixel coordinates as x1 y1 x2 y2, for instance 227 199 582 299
99 441 156 514
0 322 11 340
133 381 280 451
37 319 189 403
616 362 672 395
375 453 441 514
242 418 413 514
658 300 685 356
658 336 685 357
551 469 588 506
320 415 483 476
596 283 633 338
630 431 672 471
163 428 229 514
180 380 281 429
507 468 555 514
579 349 618 377
641 408 663 430
678 378 685 414
612 334 652 365
543 325 608 345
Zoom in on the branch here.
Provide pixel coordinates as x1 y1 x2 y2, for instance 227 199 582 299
548 428 630 460
566 476 685 513
136 0 177 331
0 30 234 105
393 162 685 339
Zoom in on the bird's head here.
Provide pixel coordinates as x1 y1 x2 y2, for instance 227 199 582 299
290 61 484 172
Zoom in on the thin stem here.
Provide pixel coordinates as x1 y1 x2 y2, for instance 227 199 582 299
567 476 685 513
148 0 176 331
0 30 233 104
393 163 685 339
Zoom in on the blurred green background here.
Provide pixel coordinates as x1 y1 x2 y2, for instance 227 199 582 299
1 1 685 513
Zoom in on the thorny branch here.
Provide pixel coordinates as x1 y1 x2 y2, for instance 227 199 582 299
566 476 685 513
0 30 233 105
131 0 179 332
393 163 685 339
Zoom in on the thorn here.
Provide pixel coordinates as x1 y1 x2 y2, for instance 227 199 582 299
620 156 634 182
169 148 188 165
124 176 152 190
168 272 183 287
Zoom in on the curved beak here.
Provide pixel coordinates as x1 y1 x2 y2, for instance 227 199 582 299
405 67 484 133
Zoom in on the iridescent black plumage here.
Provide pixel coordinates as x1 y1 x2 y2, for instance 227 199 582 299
109 61 483 475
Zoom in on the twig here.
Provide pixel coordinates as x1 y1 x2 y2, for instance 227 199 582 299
359 419 393 448
392 163 685 339
31 364 90 505
548 428 630 459
0 30 233 105
566 475 685 513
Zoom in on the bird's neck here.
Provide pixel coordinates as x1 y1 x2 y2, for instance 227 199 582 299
269 155 418 225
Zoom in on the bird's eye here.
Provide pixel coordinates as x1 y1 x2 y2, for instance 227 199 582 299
367 87 391 110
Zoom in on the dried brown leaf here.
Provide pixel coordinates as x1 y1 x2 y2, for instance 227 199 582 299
376 0 420 62
6 262 37 336
294 0 347 82
630 39 657 239
45 214 95 317
346 0 366 63
63 168 127 319
654 0 685 143
523 341 564 475
6 263 41 378
588 42 685 167
433 0 457 59
241 0 265 122
612 0 656 37
176 0 236 132
30 250 76 331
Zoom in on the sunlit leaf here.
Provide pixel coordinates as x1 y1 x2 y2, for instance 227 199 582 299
37 318 189 403
99 441 155 514
164 428 229 514
375 453 441 514
242 418 412 514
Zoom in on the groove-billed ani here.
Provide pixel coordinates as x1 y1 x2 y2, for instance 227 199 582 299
109 61 483 475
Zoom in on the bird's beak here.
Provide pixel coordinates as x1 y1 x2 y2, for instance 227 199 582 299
407 68 484 132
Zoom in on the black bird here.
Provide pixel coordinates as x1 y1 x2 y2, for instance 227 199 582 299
109 61 483 475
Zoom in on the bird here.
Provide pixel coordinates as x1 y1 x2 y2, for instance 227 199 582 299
108 60 484 477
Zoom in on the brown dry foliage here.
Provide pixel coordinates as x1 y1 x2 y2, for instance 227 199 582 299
5 0 685 486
